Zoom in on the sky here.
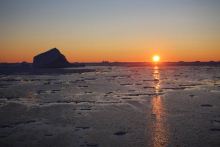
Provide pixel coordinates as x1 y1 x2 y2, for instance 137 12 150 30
0 0 220 63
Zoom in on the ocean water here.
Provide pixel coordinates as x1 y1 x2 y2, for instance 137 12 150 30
0 66 220 147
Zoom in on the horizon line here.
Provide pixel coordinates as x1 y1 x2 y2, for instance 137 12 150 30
1 61 220 64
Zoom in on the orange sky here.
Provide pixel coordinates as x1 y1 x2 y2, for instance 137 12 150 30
0 0 220 63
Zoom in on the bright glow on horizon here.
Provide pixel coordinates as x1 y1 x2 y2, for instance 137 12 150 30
153 56 160 62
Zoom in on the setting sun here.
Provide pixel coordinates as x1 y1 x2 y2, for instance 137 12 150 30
153 56 160 62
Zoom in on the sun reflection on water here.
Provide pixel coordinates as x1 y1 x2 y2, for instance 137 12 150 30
150 96 170 147
153 66 162 94
148 66 170 147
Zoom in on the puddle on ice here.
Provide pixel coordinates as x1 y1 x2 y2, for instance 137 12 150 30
0 66 220 147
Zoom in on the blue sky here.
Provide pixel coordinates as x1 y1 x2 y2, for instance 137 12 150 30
0 0 220 62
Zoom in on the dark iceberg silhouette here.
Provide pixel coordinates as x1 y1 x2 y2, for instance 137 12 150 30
33 48 72 68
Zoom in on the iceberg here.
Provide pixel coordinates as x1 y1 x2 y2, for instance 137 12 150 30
33 48 72 68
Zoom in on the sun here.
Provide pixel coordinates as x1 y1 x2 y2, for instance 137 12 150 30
153 56 160 62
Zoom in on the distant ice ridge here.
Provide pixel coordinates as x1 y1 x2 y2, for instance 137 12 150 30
33 48 72 68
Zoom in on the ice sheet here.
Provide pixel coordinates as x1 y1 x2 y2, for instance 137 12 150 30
0 66 220 147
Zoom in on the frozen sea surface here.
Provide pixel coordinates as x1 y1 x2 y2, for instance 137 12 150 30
0 66 220 147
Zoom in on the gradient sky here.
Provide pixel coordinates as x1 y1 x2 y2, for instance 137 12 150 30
0 0 220 63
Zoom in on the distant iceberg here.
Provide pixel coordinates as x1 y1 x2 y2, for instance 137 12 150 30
33 48 72 68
